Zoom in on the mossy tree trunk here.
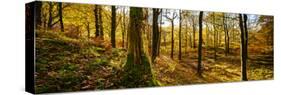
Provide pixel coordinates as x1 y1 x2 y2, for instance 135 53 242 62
123 7 156 87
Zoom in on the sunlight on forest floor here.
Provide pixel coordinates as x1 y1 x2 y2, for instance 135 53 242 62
35 31 273 93
154 51 273 86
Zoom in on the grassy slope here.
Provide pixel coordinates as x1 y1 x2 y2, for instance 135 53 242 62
35 31 127 93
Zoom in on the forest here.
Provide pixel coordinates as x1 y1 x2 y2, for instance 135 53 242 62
27 1 273 93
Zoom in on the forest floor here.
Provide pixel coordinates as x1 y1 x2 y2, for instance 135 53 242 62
154 48 273 86
35 31 273 93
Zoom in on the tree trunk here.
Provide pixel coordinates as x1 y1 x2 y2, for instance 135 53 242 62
157 9 162 56
123 7 156 87
192 17 196 48
94 5 100 37
198 11 203 75
163 10 167 49
185 21 188 53
189 29 192 48
111 6 116 48
47 2 53 29
58 2 64 32
243 14 248 81
223 14 227 56
213 13 217 61
152 8 160 61
226 22 230 55
205 23 209 48
178 10 182 60
99 6 104 39
171 21 174 59
223 14 230 56
243 14 248 59
239 14 248 81
122 7 126 48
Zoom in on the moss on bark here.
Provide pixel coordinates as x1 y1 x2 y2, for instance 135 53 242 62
122 53 158 87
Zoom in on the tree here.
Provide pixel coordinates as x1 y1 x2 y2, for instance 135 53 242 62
93 5 104 38
191 15 197 48
164 10 177 59
163 10 167 48
123 7 156 87
111 6 116 48
205 23 210 48
183 11 192 49
143 9 151 55
198 11 203 75
47 2 54 29
157 9 163 56
46 2 62 30
258 16 273 45
99 6 104 39
58 2 64 32
152 8 161 61
212 13 218 61
185 17 190 52
238 14 248 81
178 10 182 60
223 13 230 56
183 11 189 53
121 7 127 48
243 14 249 81
94 5 100 37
